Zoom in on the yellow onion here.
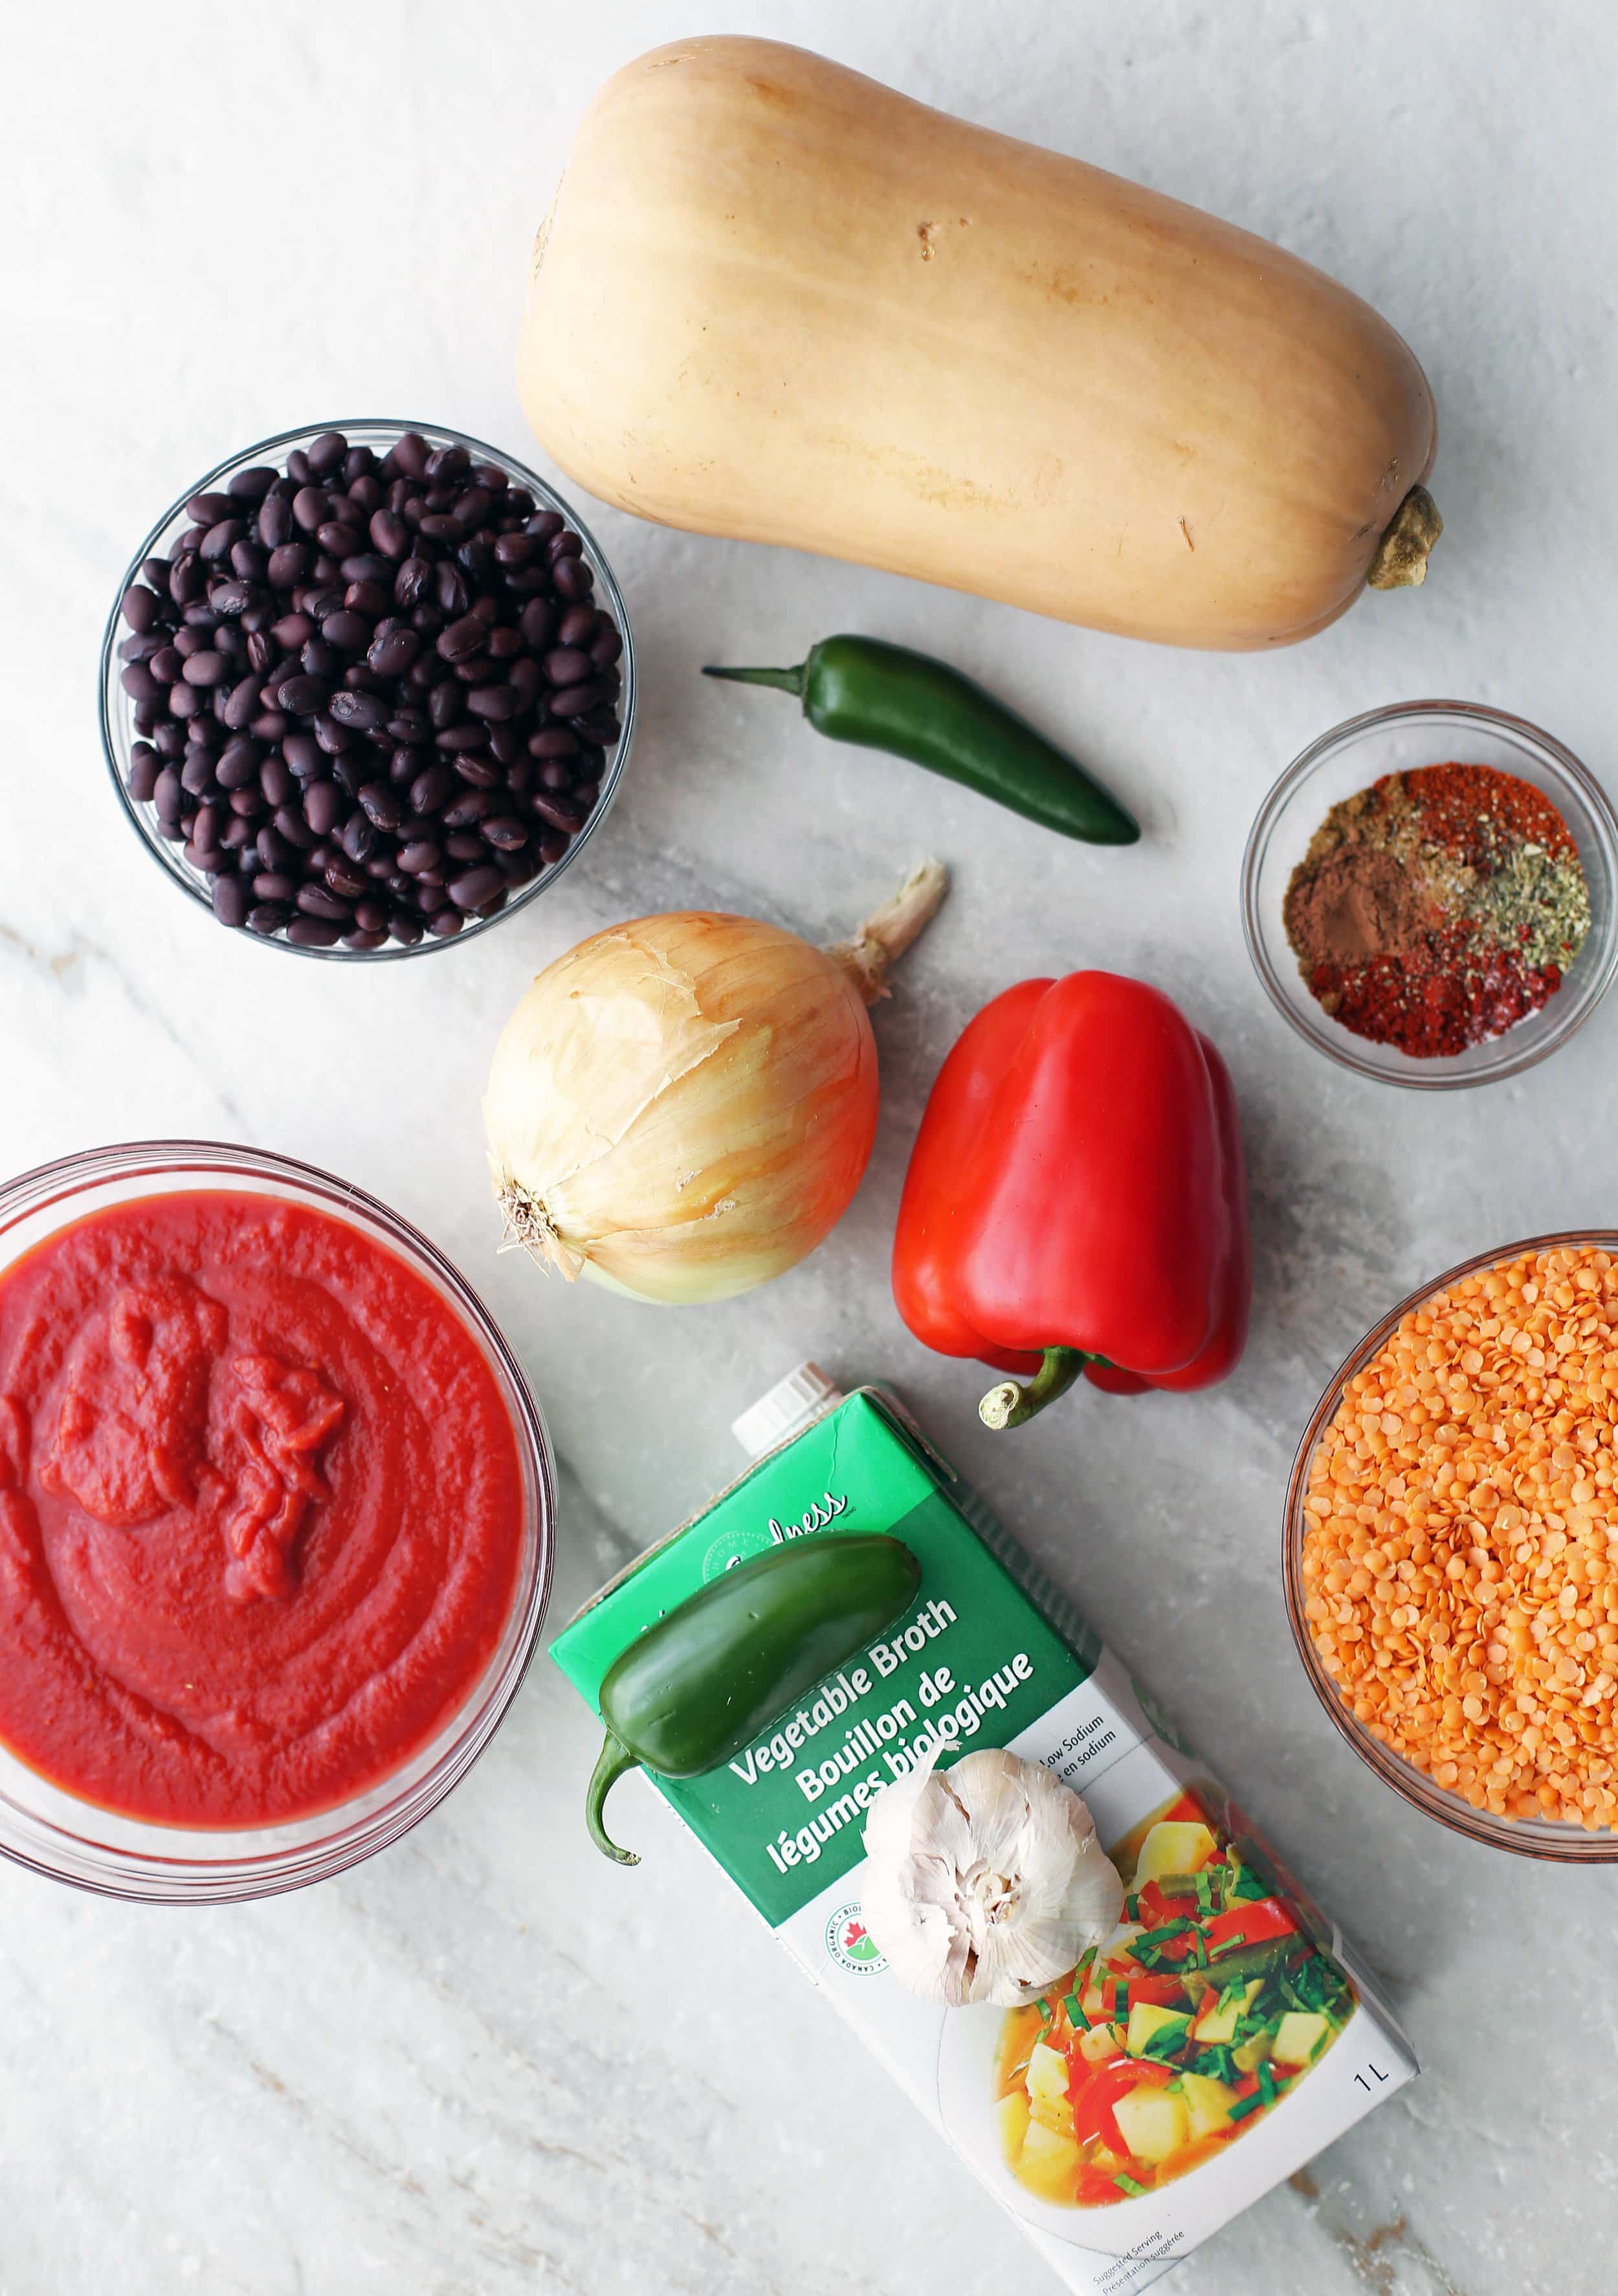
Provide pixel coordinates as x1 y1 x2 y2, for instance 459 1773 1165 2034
484 860 946 1304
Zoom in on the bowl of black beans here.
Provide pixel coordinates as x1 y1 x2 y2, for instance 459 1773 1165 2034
100 421 633 954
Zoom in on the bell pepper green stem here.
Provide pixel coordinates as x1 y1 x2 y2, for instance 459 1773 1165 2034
980 1346 1107 1431
702 663 806 697
586 1731 643 1866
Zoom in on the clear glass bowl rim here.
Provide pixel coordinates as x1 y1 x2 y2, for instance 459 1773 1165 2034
98 416 636 962
1283 1229 1618 1860
0 1138 555 1901
1241 698 1618 1089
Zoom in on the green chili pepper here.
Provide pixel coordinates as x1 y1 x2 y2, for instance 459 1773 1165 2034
703 635 1139 845
586 1532 922 1866
1197 1936 1305 1989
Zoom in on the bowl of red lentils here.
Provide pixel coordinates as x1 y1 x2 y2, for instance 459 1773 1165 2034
1285 1235 1618 1856
1243 702 1618 1088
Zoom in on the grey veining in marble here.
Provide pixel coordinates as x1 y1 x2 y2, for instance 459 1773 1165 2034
3 2 1616 2290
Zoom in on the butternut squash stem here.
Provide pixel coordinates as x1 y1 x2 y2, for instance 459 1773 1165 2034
1368 485 1443 590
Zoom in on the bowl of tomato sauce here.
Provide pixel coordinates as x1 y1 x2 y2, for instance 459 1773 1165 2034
0 1141 553 1900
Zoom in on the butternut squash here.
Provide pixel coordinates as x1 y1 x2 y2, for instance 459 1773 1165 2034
519 37 1440 651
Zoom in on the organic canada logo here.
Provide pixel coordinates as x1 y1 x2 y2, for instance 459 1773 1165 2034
825 1901 885 1976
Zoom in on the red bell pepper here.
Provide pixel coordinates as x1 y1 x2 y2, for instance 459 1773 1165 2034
892 972 1250 1429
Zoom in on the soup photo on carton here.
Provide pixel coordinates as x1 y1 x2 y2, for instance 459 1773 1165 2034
553 1368 1417 2294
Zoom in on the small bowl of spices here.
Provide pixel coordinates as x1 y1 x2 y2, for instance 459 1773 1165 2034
100 421 634 957
1285 1236 1618 1859
1243 701 1618 1086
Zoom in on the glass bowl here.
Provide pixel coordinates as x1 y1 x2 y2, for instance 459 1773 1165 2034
99 419 636 961
1283 1231 1618 1861
0 1141 553 1901
1242 700 1618 1087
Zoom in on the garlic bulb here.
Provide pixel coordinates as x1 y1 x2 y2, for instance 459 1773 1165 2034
859 1748 1123 2007
484 862 946 1304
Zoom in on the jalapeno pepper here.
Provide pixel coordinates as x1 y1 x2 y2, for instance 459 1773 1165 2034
703 635 1139 845
586 1532 921 1866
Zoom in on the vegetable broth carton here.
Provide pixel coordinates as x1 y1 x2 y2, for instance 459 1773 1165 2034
553 1370 1415 2292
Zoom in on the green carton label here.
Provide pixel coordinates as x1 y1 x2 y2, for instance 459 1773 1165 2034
553 1394 1096 1926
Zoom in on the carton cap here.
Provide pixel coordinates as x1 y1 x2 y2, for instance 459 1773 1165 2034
731 1362 845 1459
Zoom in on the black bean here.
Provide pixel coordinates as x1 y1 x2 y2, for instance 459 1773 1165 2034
555 604 596 649
324 860 369 900
451 751 502 787
212 874 249 927
437 726 487 755
227 465 278 504
531 791 586 832
296 884 353 922
200 518 245 563
553 557 593 601
393 555 432 608
153 765 186 821
121 661 164 704
338 811 377 864
180 753 217 797
122 585 162 634
410 763 455 814
278 674 329 714
316 521 361 560
542 647 593 687
149 645 185 684
369 508 409 559
220 675 263 730
306 430 348 477
434 561 471 618
246 902 292 935
292 486 331 533
302 781 344 836
442 788 493 829
427 907 465 937
392 432 430 477
182 650 230 688
344 579 391 620
445 830 487 862
325 689 386 732
302 638 341 680
355 782 401 831
139 556 173 594
493 533 532 570
255 823 296 873
549 683 601 718
529 726 578 760
258 495 294 550
480 814 528 851
368 629 419 678
153 721 188 761
127 745 161 802
518 599 557 651
282 733 323 781
322 609 371 652
437 612 485 663
467 684 520 721
260 755 294 808
397 839 442 875
537 830 570 866
287 915 342 948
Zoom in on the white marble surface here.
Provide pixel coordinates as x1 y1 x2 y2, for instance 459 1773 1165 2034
4 2 1617 2290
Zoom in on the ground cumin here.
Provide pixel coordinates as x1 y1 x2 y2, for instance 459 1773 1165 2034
1282 764 1590 1058
1302 1245 1618 1831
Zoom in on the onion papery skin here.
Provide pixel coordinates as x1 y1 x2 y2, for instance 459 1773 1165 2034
485 911 881 1304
